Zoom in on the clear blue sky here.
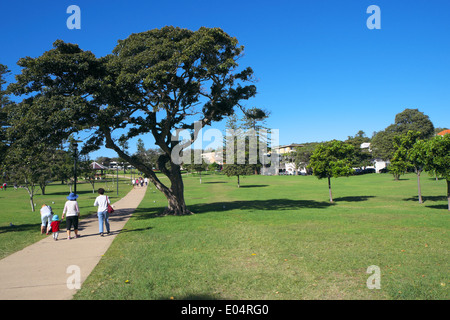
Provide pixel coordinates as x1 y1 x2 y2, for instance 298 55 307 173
1 0 449 159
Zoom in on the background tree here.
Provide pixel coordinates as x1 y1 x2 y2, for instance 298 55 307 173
0 64 10 166
4 143 52 211
7 27 262 215
134 138 162 171
182 150 208 183
308 140 355 203
208 162 220 173
345 130 372 170
293 142 319 175
371 109 434 160
222 114 257 187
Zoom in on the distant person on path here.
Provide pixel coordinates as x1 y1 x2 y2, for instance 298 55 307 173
140 177 144 187
135 178 140 187
62 193 81 239
144 177 148 186
40 204 53 235
94 188 111 237
50 215 61 241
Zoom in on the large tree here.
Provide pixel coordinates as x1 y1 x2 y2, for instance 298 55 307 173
7 27 261 215
371 109 434 160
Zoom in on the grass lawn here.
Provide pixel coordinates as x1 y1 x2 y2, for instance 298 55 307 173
72 172 449 300
0 177 133 259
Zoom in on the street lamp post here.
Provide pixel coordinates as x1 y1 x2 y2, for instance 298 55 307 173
71 140 82 195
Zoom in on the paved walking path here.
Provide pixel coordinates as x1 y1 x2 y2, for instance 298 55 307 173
0 185 148 300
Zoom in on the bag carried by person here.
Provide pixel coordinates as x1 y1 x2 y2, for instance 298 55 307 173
107 196 114 214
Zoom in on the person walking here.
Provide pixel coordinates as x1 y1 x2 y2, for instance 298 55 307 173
50 215 61 241
93 188 111 236
62 193 81 239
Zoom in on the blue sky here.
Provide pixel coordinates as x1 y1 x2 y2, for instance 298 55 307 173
1 0 449 159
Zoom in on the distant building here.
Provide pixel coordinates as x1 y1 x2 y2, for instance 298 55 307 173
202 151 223 165
273 143 303 154
437 129 450 136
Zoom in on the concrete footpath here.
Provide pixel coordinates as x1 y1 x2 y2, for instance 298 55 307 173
0 185 148 300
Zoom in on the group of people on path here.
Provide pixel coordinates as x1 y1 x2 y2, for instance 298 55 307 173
39 188 112 241
132 177 148 188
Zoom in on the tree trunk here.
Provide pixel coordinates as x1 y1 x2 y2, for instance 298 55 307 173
417 170 423 204
161 167 192 216
40 183 46 195
29 196 35 212
104 128 192 216
237 175 240 188
328 177 333 203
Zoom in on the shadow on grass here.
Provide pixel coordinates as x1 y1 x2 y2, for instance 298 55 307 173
238 185 269 188
202 181 227 184
403 195 446 202
402 195 448 210
0 223 41 234
132 198 338 220
426 204 449 210
333 196 375 202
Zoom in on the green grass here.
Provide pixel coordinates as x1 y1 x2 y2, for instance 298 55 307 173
0 177 133 259
72 173 449 300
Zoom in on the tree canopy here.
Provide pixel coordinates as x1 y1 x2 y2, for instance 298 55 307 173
308 140 355 202
7 26 263 215
371 109 434 160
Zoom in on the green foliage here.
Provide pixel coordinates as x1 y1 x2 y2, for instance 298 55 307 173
371 109 435 160
345 131 372 168
389 131 421 180
308 140 355 202
6 27 261 214
423 134 450 180
308 140 355 180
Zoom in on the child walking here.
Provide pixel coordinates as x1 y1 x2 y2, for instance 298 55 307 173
50 215 61 241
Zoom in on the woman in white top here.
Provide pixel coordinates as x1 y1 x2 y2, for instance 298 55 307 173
62 193 81 239
94 188 111 236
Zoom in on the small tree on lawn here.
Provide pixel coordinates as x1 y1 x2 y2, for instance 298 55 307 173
222 163 254 188
408 137 428 204
308 140 355 203
423 134 450 211
5 144 52 211
389 131 421 181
